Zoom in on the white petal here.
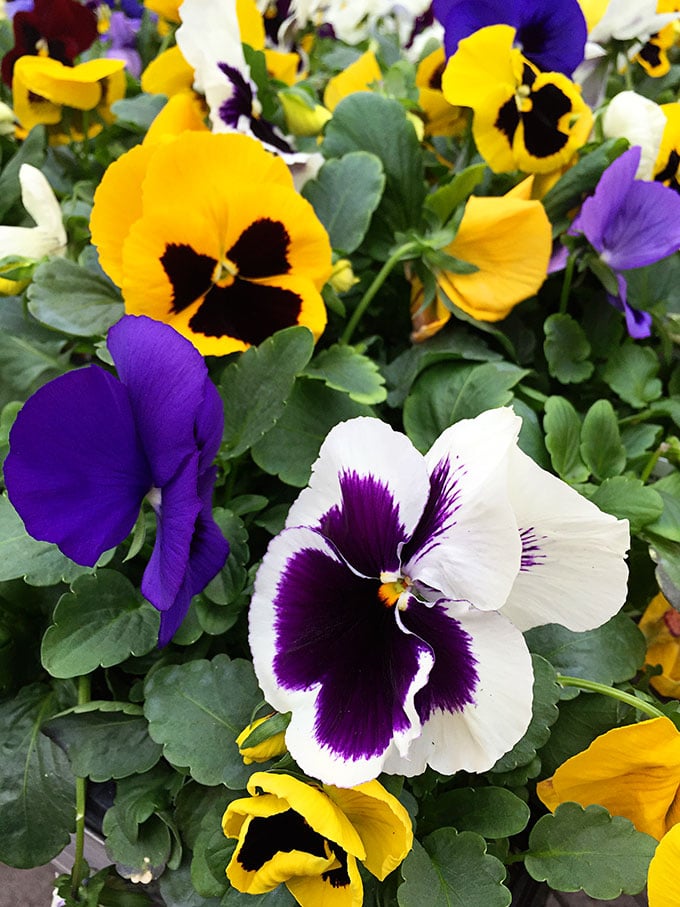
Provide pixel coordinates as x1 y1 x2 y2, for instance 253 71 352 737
589 0 677 43
601 93 666 180
382 602 534 776
285 416 431 548
405 408 522 611
502 446 630 632
2 164 68 259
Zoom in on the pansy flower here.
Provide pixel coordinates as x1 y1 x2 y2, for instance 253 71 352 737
223 771 412 905
441 24 593 174
89 131 332 356
654 101 680 193
639 591 680 698
1 0 99 86
601 90 666 180
4 315 230 646
12 55 126 143
433 0 588 76
415 47 467 138
249 409 629 786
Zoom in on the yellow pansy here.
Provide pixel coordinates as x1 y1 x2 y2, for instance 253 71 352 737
654 102 680 192
324 50 382 112
12 55 126 144
537 717 680 841
648 823 680 906
141 44 195 97
90 131 332 356
236 715 288 765
223 771 412 907
415 47 467 138
441 25 593 174
639 592 680 698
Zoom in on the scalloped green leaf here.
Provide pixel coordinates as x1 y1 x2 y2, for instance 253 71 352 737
543 396 588 483
41 570 159 678
143 654 262 788
304 343 387 403
601 342 662 408
590 475 663 533
420 787 530 839
580 399 626 480
543 313 593 384
525 803 656 898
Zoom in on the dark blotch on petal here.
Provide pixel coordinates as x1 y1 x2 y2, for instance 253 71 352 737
495 96 519 145
522 83 571 158
655 150 680 192
639 39 662 71
237 810 327 872
161 243 216 313
188 279 302 345
228 218 291 279
217 62 253 128
402 456 462 566
322 844 351 889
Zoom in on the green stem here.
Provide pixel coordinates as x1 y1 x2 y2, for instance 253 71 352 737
340 241 421 345
556 674 665 719
71 674 91 900
640 445 664 483
559 253 576 315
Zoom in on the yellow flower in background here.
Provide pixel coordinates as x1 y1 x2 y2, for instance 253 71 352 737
141 44 195 97
144 0 180 25
441 25 593 174
639 592 680 698
323 50 382 112
236 715 288 764
12 55 126 144
410 177 551 339
415 47 467 138
90 131 332 355
654 101 680 192
537 717 680 841
223 771 412 906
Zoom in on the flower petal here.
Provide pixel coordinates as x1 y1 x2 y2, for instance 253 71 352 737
5 366 151 565
648 824 680 907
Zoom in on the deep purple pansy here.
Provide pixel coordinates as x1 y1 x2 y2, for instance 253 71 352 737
565 145 680 338
4 315 229 646
433 0 587 76
249 409 629 786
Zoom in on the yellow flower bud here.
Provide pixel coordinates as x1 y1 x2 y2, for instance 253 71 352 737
329 258 359 294
279 90 332 137
236 714 288 764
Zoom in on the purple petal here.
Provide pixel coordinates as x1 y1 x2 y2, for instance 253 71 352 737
107 315 215 488
599 178 680 270
5 366 151 565
570 147 641 253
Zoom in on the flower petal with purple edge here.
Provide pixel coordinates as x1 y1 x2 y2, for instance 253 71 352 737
249 526 434 787
434 0 587 75
107 315 217 488
4 365 151 566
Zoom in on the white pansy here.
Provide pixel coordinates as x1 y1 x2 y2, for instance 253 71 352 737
0 164 66 261
601 91 666 179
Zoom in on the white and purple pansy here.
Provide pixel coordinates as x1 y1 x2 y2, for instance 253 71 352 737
249 409 630 787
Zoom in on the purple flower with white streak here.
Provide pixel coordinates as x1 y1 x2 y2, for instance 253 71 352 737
4 315 229 646
249 409 629 786
565 145 680 338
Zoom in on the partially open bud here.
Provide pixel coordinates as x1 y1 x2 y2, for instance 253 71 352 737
236 713 289 764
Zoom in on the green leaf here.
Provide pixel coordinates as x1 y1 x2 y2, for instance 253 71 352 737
301 151 385 254
543 396 589 483
543 313 593 384
590 476 664 533
104 813 172 877
0 126 46 221
403 361 528 453
398 830 511 907
0 298 69 399
160 858 222 907
41 570 160 678
42 706 162 781
525 803 656 898
580 399 626 480
421 787 530 839
27 258 124 337
143 654 263 788
219 327 315 458
0 494 93 586
192 825 233 898
111 93 167 130
202 509 249 607
0 683 75 867
645 473 680 541
251 377 372 487
601 343 662 408
424 163 486 224
525 613 646 693
304 343 387 403
221 885 296 905
103 764 177 843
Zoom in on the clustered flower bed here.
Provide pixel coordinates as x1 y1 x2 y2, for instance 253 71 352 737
1 1 680 906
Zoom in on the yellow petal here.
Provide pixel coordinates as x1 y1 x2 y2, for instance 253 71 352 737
577 0 609 31
324 780 413 880
416 47 466 137
647 826 680 907
236 715 288 764
266 49 301 86
237 0 265 50
409 275 451 342
441 25 521 117
145 92 208 145
324 50 382 112
279 91 332 136
144 0 180 23
286 853 363 907
639 592 680 699
536 717 680 840
141 45 195 97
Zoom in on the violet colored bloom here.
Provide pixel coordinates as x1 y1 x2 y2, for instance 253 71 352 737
567 145 680 338
433 0 587 75
4 315 229 646
249 409 629 786
104 10 142 78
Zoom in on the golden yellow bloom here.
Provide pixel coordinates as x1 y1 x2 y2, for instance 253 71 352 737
223 771 412 907
415 47 467 138
323 50 382 113
441 25 593 174
639 592 680 698
537 717 680 841
12 56 126 144
648 823 680 907
236 715 288 764
141 45 195 97
90 131 332 356
654 102 680 192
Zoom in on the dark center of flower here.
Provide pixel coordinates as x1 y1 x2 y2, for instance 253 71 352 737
236 809 328 872
495 66 572 159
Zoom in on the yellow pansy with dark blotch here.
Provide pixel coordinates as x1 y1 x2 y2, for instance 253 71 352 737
654 102 680 193
441 24 593 174
90 131 332 356
415 46 467 137
223 771 412 907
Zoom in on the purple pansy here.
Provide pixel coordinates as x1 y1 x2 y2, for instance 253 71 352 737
249 409 629 786
433 0 587 75
104 11 142 78
4 315 229 646
566 145 680 338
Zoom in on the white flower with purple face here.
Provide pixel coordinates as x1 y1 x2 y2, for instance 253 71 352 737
249 409 629 787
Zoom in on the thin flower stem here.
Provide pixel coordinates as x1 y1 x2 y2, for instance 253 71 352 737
559 253 576 315
71 674 91 900
556 674 665 719
340 241 421 345
640 445 663 483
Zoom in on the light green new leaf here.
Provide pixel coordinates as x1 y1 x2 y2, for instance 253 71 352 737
304 343 387 404
41 570 159 678
301 151 385 254
543 396 589 483
543 313 593 384
143 654 263 788
525 803 656 898
219 327 315 458
601 343 662 408
580 399 626 480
